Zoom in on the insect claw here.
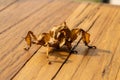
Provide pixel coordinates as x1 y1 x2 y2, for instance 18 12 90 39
71 50 78 54
88 46 96 49
48 61 52 65
47 58 52 65
92 46 96 49
47 56 49 59
24 46 30 51
24 47 30 51
32 41 36 44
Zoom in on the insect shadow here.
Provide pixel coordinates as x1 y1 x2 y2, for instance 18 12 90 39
48 47 72 63
75 45 111 56
47 45 111 64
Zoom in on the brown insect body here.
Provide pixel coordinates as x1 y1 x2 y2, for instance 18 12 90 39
24 22 96 58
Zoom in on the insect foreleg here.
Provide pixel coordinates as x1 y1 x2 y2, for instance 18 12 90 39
24 31 38 50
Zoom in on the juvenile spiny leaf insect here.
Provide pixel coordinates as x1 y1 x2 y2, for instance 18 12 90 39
24 22 96 63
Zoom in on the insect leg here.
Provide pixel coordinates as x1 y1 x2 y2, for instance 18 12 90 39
84 41 96 49
80 29 96 49
46 44 52 64
24 31 38 50
46 44 50 58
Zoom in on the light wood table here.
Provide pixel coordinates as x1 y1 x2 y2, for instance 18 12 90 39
0 0 120 80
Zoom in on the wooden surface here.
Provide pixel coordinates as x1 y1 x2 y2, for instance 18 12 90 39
0 0 120 80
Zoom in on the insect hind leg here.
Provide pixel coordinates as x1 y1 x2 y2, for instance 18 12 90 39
84 42 96 49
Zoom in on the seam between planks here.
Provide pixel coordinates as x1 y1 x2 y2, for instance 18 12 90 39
0 0 18 12
73 3 102 28
75 3 90 18
10 46 42 80
102 39 120 78
115 66 120 80
70 15 100 80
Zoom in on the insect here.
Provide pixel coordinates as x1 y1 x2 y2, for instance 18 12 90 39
24 22 96 60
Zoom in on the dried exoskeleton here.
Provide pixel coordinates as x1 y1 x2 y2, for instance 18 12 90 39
24 22 96 61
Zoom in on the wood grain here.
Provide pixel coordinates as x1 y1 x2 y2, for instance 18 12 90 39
0 0 120 80
0 0 17 12
0 0 79 80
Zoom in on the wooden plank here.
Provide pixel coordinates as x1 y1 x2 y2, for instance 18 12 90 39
12 3 102 80
0 0 79 80
53 4 120 80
